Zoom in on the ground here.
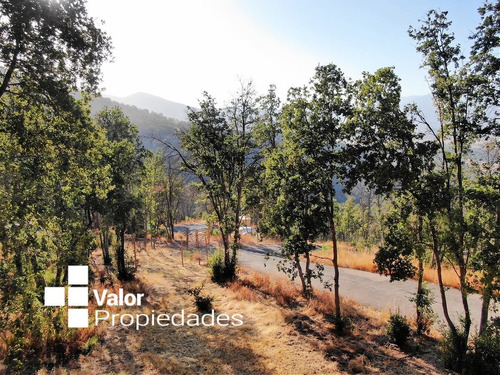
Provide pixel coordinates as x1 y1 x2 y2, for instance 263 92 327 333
38 241 453 375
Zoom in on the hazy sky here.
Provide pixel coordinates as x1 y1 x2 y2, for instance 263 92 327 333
86 0 483 107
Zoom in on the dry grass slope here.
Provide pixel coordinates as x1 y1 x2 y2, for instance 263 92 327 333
309 242 463 290
39 241 449 375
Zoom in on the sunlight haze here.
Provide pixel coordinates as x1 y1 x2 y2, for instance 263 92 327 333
86 0 482 107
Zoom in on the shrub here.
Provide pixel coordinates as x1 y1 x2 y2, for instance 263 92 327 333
334 314 353 335
468 319 500 375
439 325 468 372
409 282 436 335
386 312 410 348
186 285 213 312
208 251 236 283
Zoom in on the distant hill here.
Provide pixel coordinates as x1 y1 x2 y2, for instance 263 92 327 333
90 96 189 150
106 92 189 122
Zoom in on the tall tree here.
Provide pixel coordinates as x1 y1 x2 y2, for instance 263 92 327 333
263 85 329 297
0 1 111 371
408 10 493 361
162 84 258 276
0 0 111 103
95 107 145 280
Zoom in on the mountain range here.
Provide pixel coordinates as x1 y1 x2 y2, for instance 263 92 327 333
90 93 190 150
89 92 440 151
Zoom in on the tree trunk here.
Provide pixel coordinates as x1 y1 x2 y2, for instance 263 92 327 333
294 251 307 297
431 225 457 337
416 257 424 335
232 184 243 264
117 227 127 280
480 281 493 335
331 215 341 320
305 251 312 297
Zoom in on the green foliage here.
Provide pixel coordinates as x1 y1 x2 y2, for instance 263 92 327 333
469 319 500 375
439 323 469 372
171 83 258 267
409 282 436 335
81 336 99 354
187 285 213 313
386 312 411 348
208 251 236 283
374 208 417 282
334 314 354 335
94 107 146 280
0 0 111 102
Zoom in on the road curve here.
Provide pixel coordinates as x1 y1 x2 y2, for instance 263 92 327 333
238 244 495 331
174 224 495 331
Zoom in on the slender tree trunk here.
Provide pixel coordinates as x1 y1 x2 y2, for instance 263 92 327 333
232 183 243 264
305 251 312 297
416 215 424 335
331 212 341 320
143 209 148 250
221 230 230 265
117 227 127 280
416 257 424 335
480 281 493 335
294 251 307 297
0 44 19 99
431 225 457 337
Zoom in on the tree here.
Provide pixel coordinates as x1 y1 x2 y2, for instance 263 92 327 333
470 0 500 137
0 1 111 370
141 150 165 249
159 153 184 241
162 84 259 277
245 85 282 235
0 0 111 103
263 88 329 297
345 66 437 337
0 93 111 372
467 139 500 335
95 107 145 280
307 64 352 321
408 10 499 364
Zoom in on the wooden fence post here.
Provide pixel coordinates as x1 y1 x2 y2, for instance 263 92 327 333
205 236 209 264
133 235 137 271
181 239 184 267
185 227 189 251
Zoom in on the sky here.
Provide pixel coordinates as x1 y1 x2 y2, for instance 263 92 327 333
85 0 483 107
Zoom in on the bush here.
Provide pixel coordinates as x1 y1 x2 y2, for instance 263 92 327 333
468 320 500 375
439 325 468 372
186 285 213 312
386 312 410 348
208 251 236 283
334 314 353 335
409 282 436 335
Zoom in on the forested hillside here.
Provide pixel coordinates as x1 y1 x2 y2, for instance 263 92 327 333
90 96 189 149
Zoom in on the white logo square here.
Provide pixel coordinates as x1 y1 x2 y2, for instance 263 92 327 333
44 287 65 306
68 287 88 306
68 308 89 328
68 265 88 285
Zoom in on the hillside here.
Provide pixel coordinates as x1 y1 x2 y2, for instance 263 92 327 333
107 92 189 122
90 96 189 150
40 240 446 375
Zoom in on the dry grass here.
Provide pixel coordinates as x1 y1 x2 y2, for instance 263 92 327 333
309 242 465 290
40 242 448 375
239 233 282 247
